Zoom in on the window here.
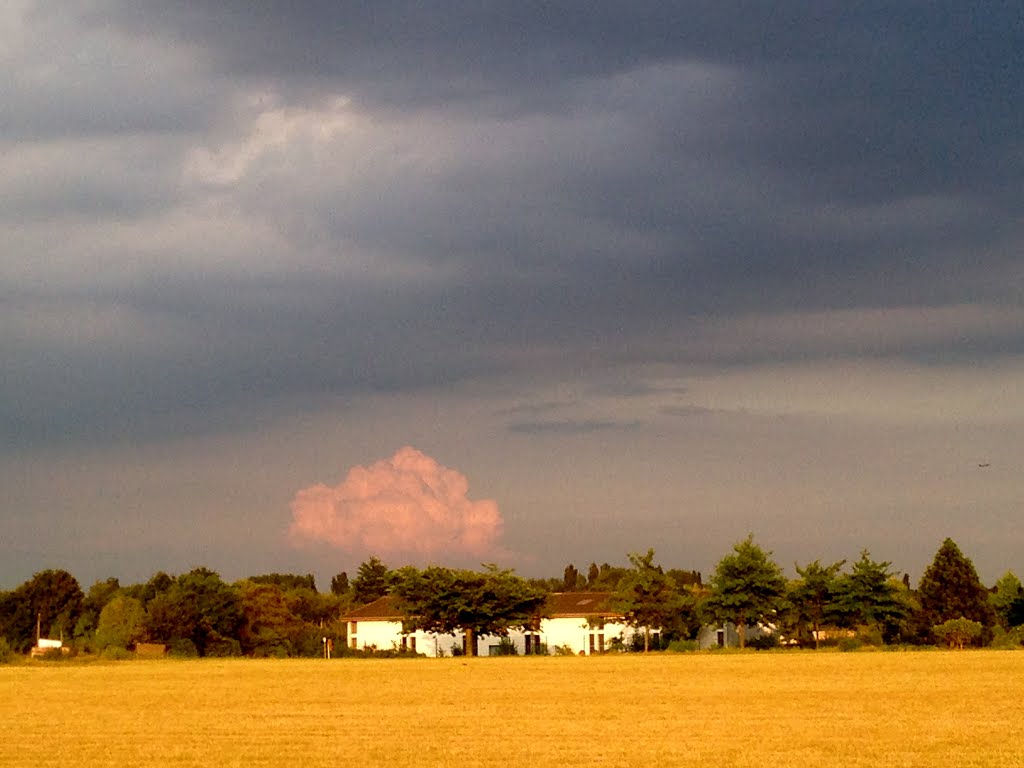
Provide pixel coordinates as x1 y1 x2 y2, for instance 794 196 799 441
589 632 605 654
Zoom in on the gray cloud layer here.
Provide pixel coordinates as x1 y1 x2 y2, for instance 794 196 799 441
3 2 1023 585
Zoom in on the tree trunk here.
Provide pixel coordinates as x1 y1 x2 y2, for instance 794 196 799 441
813 618 820 650
738 620 746 649
464 627 476 657
644 627 650 653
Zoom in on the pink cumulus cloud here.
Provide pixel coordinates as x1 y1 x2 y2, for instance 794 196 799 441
288 446 504 558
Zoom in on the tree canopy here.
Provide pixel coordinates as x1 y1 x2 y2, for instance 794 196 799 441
351 557 391 606
701 535 786 648
389 565 546 656
917 538 995 642
788 559 845 649
831 551 908 643
611 549 688 651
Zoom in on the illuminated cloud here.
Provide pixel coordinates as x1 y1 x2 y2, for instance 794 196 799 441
288 446 503 558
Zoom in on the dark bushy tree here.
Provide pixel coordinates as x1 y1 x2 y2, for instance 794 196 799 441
330 571 350 596
143 568 242 656
0 569 84 652
992 571 1024 629
351 557 391 605
562 564 583 591
701 535 786 648
917 538 995 643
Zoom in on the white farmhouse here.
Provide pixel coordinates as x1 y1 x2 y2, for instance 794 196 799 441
343 596 464 657
341 592 648 656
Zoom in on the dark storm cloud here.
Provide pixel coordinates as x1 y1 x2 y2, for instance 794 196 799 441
5 1 1023 452
107 0 1022 303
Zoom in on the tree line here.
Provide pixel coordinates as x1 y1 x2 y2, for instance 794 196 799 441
2 535 1022 659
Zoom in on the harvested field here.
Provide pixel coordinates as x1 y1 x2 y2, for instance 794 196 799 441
2 652 1022 767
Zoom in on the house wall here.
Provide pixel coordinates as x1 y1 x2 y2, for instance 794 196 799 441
347 619 465 656
489 618 634 655
348 617 645 656
697 622 773 649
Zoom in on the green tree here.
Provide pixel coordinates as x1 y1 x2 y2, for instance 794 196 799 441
585 563 631 592
94 595 146 651
789 559 845 649
236 581 303 657
562 564 583 591
701 535 786 648
74 577 122 645
933 617 983 650
0 569 84 652
992 571 1024 628
143 568 242 656
330 572 350 596
248 573 317 591
832 551 908 643
352 557 391 605
612 549 688 652
390 565 546 657
917 538 995 644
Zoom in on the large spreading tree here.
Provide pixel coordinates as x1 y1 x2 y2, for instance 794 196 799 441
389 565 546 656
701 535 786 648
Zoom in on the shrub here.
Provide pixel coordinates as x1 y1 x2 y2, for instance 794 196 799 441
933 617 983 650
168 638 198 658
205 638 242 657
492 637 518 656
838 637 861 652
101 646 132 661
667 639 698 652
748 633 780 651
552 644 576 656
0 638 13 664
990 626 1024 650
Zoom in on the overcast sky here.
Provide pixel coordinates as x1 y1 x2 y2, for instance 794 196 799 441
3 2 1023 590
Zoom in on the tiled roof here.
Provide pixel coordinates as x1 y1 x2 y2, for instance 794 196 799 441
341 591 623 621
340 596 403 620
544 592 622 618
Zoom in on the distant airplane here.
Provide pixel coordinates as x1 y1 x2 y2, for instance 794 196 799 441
978 463 991 468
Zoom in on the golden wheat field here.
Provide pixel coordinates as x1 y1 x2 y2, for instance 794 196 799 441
2 652 1023 767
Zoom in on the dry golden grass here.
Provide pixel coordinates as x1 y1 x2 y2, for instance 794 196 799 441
2 652 1023 767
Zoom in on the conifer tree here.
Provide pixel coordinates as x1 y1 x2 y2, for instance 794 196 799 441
917 538 995 640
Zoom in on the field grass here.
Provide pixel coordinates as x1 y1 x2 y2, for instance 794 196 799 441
2 652 1023 767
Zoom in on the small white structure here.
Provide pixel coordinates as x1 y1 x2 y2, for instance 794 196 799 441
30 638 67 657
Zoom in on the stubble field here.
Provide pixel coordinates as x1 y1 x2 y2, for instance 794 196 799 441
2 652 1022 767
